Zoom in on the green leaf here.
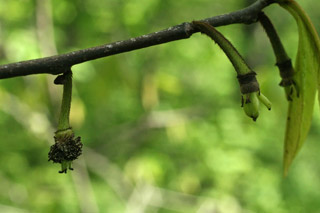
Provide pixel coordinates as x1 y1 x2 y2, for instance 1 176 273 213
279 0 320 176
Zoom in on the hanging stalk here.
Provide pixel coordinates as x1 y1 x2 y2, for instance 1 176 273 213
258 12 297 101
192 21 271 121
48 70 83 174
57 71 72 131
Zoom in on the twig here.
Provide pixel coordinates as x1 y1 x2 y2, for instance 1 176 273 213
0 0 274 79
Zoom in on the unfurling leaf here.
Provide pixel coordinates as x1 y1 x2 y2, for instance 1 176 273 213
277 0 320 176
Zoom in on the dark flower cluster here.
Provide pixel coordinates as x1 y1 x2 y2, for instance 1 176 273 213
48 133 83 164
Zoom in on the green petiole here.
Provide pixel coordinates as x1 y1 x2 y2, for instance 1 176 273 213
48 69 83 174
57 70 72 131
192 21 271 121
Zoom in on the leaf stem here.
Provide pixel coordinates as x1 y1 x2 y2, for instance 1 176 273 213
258 12 296 100
258 12 290 63
57 70 72 131
192 21 252 76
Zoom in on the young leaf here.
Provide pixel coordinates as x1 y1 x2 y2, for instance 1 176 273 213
277 0 320 176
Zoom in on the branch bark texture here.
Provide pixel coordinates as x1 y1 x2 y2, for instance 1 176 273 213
0 0 274 79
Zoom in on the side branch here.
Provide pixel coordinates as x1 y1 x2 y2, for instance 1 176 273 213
0 0 274 79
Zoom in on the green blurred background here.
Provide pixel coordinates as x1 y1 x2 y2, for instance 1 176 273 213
0 0 320 212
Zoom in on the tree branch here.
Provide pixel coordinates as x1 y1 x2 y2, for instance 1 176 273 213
0 0 274 79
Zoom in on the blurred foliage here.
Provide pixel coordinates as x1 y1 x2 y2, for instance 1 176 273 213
0 0 320 212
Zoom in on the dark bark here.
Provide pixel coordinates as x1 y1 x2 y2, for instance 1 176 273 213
0 0 274 79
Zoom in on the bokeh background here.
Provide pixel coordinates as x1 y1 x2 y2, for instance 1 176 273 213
0 0 320 212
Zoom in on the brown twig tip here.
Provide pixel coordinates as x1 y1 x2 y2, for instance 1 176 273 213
237 72 260 94
277 59 295 85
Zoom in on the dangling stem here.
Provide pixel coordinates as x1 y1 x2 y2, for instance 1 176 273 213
192 21 260 94
258 12 290 63
57 70 72 131
192 21 272 122
49 69 83 173
192 21 252 76
258 12 297 100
